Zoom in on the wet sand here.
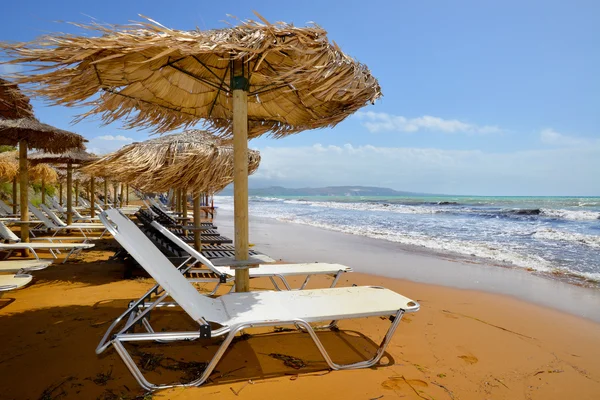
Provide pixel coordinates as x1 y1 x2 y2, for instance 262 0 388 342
0 213 599 399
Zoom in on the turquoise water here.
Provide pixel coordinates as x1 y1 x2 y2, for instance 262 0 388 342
216 195 600 286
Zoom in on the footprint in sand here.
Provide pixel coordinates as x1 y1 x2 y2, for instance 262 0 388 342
381 376 428 390
458 354 479 364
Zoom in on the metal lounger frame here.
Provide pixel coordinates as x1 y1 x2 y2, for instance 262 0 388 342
97 209 419 391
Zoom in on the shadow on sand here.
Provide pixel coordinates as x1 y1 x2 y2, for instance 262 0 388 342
0 302 395 399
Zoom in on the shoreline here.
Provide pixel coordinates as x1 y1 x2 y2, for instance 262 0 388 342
215 209 600 322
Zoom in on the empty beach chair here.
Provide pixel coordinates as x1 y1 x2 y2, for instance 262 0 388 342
0 273 33 296
0 241 95 263
50 199 100 222
96 209 419 391
28 204 108 238
150 220 352 292
0 259 52 273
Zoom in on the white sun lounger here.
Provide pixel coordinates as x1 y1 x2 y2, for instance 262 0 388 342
0 199 15 215
150 220 352 292
0 220 94 245
96 209 419 391
50 199 100 222
0 242 95 263
0 259 52 273
28 204 108 238
0 273 33 296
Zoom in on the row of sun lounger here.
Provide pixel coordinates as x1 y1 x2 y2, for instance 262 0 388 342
0 198 420 392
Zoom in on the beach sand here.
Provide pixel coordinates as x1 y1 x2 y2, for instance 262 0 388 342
1 213 599 399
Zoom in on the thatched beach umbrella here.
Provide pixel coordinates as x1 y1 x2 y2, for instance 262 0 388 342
0 77 33 120
0 151 18 182
0 119 86 242
82 130 261 250
0 150 58 206
1 14 381 290
29 150 97 225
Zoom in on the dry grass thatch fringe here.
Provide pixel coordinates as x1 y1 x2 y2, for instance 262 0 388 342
0 77 34 119
0 13 382 137
81 130 260 193
0 150 58 183
0 152 18 181
0 118 87 152
28 163 58 184
29 149 98 165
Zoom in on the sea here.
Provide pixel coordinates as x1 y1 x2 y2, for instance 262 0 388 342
215 195 600 287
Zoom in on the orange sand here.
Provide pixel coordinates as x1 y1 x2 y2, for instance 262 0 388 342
1 242 599 400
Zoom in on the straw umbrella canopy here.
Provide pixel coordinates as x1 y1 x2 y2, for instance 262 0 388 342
0 14 381 290
82 130 261 193
0 77 33 119
0 82 86 241
29 150 97 224
0 151 18 181
83 130 261 250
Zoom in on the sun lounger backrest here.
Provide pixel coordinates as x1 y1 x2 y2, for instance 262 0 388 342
51 199 66 213
150 221 220 274
0 221 20 242
28 204 58 229
101 209 220 323
40 204 68 227
0 199 13 214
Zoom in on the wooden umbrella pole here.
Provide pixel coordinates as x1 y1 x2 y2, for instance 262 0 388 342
41 176 46 205
18 140 29 248
113 182 118 207
232 61 250 292
182 189 188 218
74 179 79 206
66 163 73 225
90 176 95 218
104 179 108 207
59 181 63 206
12 177 17 214
119 182 124 208
193 191 202 251
126 184 129 205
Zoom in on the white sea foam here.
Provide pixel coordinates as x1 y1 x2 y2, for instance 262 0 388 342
533 229 600 249
213 195 600 284
277 215 553 273
540 208 600 221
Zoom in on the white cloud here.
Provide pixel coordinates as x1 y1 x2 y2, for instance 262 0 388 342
95 135 134 141
86 135 134 155
249 143 600 196
539 128 596 147
356 111 503 134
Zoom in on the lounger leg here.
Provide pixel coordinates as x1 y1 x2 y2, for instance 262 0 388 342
112 327 240 391
297 310 405 370
269 276 284 291
3 250 13 260
62 247 79 264
329 271 343 288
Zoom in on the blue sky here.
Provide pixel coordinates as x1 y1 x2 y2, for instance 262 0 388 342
1 1 598 195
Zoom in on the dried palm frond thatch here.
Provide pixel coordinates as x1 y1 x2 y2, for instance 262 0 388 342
0 118 87 152
28 163 58 184
0 13 382 137
0 77 34 119
0 151 18 181
29 149 98 165
0 150 57 183
81 130 260 193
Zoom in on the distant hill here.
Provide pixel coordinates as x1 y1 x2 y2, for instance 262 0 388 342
219 185 430 197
